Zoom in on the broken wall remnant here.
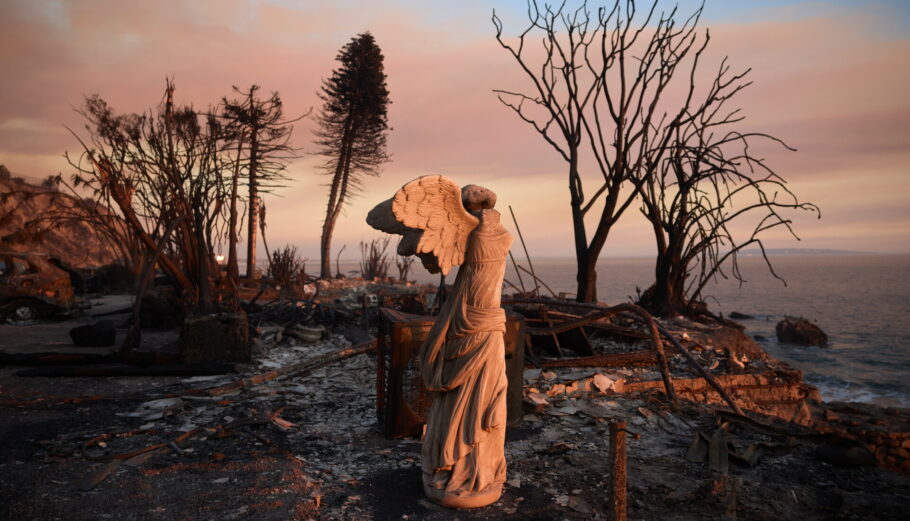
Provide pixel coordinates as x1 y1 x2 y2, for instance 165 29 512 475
811 402 910 473
621 370 821 425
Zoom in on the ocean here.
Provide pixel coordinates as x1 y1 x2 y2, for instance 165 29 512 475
370 254 910 408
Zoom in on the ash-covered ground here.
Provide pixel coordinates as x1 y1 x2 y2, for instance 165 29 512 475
2 333 909 521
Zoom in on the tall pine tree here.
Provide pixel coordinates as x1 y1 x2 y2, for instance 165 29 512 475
315 32 390 278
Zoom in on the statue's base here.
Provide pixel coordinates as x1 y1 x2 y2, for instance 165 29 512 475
424 485 502 509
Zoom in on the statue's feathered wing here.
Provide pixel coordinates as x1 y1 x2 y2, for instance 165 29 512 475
367 175 479 276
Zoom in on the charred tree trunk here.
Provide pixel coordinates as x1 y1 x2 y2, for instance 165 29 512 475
320 116 354 279
575 177 621 304
576 257 598 303
650 252 687 317
320 167 342 278
567 148 599 303
227 139 242 281
221 85 299 281
245 130 260 279
641 191 688 317
195 209 214 313
101 170 192 294
319 222 335 278
566 146 605 303
320 167 341 278
259 204 272 278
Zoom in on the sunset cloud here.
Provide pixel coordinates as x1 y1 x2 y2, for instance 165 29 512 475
0 0 907 260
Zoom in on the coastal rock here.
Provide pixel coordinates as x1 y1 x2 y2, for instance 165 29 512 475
776 316 828 346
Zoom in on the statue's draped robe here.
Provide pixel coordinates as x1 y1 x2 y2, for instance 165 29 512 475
420 211 512 505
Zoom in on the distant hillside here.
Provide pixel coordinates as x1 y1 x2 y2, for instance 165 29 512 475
740 248 870 257
0 167 120 268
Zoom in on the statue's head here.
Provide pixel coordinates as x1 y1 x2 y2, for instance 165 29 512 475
461 184 496 212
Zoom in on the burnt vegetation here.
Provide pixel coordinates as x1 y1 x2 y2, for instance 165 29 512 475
494 0 818 314
268 244 308 287
359 236 391 280
66 81 237 314
221 85 302 281
1 2 820 321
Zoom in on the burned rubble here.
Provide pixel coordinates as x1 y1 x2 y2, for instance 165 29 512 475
1 277 908 520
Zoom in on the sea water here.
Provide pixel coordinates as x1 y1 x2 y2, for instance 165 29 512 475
394 254 910 407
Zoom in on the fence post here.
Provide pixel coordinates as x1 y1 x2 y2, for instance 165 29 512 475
609 421 628 521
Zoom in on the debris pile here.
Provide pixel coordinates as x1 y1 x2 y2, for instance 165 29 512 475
812 401 910 473
1 281 909 520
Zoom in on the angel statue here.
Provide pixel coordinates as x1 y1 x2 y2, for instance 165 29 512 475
367 175 512 508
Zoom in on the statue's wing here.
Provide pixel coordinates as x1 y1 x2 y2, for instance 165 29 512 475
391 175 479 275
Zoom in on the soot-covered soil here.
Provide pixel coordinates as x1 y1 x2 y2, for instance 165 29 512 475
1 336 909 521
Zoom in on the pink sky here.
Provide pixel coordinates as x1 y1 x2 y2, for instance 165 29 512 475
0 0 908 260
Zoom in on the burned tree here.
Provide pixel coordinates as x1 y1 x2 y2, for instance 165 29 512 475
66 80 232 313
221 86 300 280
494 1 716 302
315 32 391 279
638 59 819 316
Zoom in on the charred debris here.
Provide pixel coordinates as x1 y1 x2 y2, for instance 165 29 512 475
1 262 909 520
